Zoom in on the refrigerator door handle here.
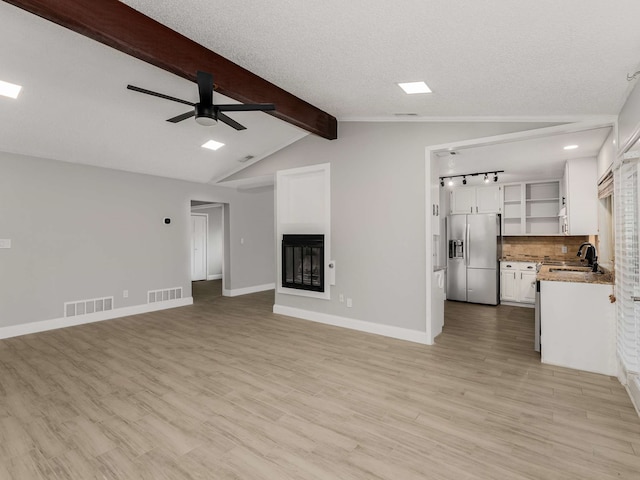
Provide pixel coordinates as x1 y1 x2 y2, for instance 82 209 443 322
465 224 470 266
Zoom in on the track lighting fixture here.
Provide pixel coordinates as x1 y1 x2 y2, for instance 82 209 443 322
439 170 504 187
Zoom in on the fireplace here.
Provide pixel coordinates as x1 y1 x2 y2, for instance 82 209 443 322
281 234 324 292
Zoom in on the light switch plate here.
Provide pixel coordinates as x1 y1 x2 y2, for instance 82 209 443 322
0 239 11 249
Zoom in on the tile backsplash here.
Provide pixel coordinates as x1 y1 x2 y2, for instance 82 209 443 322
502 235 589 261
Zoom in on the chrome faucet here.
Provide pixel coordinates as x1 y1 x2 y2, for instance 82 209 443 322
577 242 598 272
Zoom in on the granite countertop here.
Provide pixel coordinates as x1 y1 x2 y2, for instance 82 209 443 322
537 264 614 285
499 256 542 263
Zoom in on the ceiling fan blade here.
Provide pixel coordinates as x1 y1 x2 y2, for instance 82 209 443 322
197 71 214 106
167 111 196 123
127 85 194 107
216 103 276 112
217 112 247 131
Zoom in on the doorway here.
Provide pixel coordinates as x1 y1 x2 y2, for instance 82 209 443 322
425 119 616 344
190 200 227 303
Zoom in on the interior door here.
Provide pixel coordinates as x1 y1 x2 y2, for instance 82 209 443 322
191 214 207 281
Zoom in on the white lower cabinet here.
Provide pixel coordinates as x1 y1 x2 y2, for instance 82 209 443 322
519 272 537 303
500 261 537 305
500 270 517 301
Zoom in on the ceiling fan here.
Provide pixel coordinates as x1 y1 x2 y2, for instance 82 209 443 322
127 71 275 131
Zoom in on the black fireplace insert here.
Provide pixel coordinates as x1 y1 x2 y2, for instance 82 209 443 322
282 234 324 292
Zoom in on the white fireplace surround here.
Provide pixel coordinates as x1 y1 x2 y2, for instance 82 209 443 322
276 163 331 300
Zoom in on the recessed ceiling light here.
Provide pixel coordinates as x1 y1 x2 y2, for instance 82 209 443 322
202 140 225 151
0 79 22 99
397 81 432 94
564 145 579 150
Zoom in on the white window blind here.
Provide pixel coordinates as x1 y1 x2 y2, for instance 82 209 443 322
614 158 640 374
598 170 614 199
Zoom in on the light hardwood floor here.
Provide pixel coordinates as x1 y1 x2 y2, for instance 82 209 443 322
1 282 639 479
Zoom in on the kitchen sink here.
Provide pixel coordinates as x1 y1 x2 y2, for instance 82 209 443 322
543 261 587 267
548 266 603 275
548 266 592 272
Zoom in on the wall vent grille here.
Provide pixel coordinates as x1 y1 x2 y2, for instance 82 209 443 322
64 297 114 318
148 287 182 304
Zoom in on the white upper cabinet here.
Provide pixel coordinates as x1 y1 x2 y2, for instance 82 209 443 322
476 186 501 213
430 183 441 235
450 187 476 214
562 158 598 235
450 185 501 214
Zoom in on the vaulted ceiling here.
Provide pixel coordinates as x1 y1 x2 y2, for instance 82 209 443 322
1 1 640 184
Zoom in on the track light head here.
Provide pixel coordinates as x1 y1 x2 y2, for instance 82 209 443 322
462 176 467 185
493 172 498 182
440 178 445 187
484 174 489 183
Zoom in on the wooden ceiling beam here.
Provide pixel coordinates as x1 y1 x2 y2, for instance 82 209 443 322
4 0 337 139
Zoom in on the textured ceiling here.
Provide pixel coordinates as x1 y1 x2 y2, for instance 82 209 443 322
436 126 613 185
2 1 639 186
121 0 640 119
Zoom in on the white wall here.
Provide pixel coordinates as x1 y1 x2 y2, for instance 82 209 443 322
229 121 554 334
619 79 640 153
597 129 616 179
0 152 275 328
596 130 615 270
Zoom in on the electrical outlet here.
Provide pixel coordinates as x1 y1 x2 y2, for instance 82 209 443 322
339 293 344 302
347 298 353 308
561 246 568 254
123 290 129 298
0 239 11 249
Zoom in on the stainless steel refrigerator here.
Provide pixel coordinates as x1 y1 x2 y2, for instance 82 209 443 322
446 214 501 305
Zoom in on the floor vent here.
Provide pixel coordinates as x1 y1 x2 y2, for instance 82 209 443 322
148 287 182 304
64 297 114 317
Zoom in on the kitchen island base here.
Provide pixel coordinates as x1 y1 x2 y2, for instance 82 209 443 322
540 280 615 376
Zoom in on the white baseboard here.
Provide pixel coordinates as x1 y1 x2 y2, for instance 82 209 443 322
499 301 535 309
629 375 640 417
207 274 223 281
620 360 640 417
273 304 430 345
0 297 193 340
223 283 275 297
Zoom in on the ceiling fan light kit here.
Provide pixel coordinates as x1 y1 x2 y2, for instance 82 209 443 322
127 71 275 131
195 104 218 126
